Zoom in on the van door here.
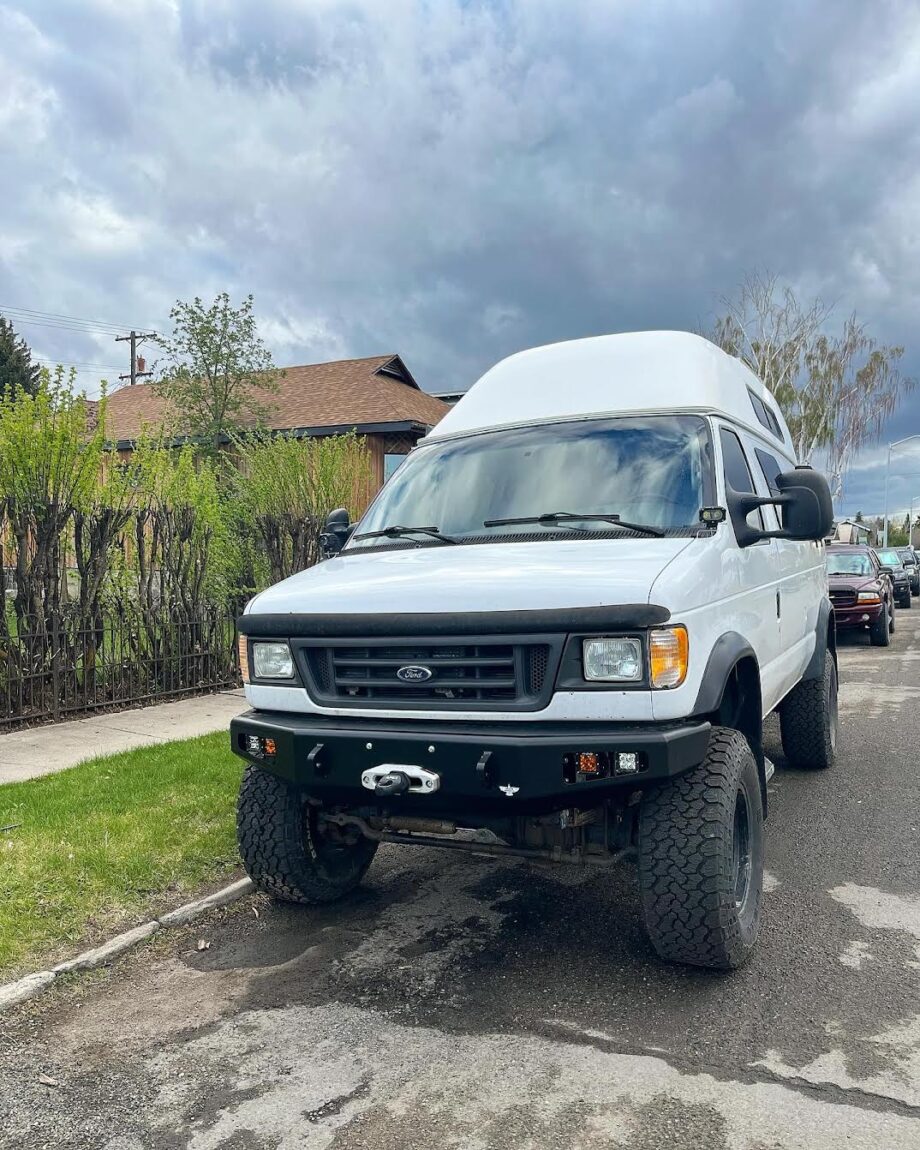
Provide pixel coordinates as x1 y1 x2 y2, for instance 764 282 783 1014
751 444 825 695
717 426 786 712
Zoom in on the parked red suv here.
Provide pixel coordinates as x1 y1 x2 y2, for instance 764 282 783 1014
826 544 893 646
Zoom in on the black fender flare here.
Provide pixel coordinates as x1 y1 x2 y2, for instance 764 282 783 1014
802 596 836 681
691 632 760 716
691 632 767 813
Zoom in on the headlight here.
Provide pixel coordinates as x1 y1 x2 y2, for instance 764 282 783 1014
583 637 643 682
251 641 295 679
857 590 881 603
649 626 689 689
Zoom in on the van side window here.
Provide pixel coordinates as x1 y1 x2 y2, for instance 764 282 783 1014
747 389 783 441
754 448 784 496
720 428 764 530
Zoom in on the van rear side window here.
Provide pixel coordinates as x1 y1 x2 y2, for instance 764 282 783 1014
747 389 783 441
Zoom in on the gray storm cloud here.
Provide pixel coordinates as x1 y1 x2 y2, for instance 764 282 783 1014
1 0 919 514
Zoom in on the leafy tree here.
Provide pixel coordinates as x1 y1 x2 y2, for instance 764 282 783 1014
0 366 106 626
0 315 41 399
230 430 373 585
854 511 864 523
709 272 914 499
153 293 280 453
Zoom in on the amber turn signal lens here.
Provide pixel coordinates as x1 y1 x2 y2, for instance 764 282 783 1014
649 626 689 689
238 635 250 684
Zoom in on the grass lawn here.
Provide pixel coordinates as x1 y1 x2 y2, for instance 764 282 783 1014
0 731 244 978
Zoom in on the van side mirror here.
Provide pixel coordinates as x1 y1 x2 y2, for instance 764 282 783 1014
879 565 894 576
726 467 834 548
319 507 353 557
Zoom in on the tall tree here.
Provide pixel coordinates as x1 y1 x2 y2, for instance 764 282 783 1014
153 293 280 453
0 315 41 399
709 272 913 499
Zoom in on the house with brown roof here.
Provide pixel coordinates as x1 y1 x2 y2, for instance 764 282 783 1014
101 354 449 492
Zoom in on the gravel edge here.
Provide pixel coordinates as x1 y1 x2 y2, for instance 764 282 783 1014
0 876 254 1013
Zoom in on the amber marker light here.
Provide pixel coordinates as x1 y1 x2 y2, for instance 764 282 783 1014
649 626 689 689
238 635 250 684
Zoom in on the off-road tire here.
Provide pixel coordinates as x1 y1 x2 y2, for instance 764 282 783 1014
237 765 377 904
901 592 913 609
869 606 890 646
779 651 838 770
637 727 764 970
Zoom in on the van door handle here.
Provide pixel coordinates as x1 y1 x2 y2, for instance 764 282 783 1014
776 591 781 618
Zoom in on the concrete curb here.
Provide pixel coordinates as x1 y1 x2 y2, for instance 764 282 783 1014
0 876 255 1013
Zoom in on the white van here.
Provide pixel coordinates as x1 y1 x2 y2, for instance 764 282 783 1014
232 331 836 969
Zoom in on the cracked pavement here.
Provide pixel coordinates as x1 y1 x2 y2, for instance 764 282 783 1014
2 612 920 1148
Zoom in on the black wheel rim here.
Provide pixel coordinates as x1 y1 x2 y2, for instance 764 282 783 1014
732 790 752 911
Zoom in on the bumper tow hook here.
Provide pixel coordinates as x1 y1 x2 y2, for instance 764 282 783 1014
374 771 412 797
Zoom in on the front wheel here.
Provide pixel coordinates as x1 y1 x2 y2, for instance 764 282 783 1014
637 728 764 970
779 652 838 770
902 593 913 609
237 766 378 904
870 607 891 646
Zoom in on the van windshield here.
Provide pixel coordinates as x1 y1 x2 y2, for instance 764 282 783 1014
348 416 714 548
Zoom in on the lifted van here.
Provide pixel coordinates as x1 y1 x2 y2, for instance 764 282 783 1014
231 331 836 969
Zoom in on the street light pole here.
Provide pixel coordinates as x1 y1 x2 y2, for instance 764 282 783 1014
882 436 920 547
910 496 920 547
883 444 892 547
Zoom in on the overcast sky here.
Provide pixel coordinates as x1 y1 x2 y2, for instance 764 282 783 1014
1 0 919 516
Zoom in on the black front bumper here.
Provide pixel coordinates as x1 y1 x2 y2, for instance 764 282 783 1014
230 710 712 813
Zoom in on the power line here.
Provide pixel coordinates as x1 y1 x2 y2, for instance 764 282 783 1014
0 303 154 336
32 356 124 372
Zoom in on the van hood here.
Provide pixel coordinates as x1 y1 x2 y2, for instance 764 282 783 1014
247 537 694 618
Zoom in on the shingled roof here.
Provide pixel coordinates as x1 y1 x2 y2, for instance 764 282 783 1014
100 354 449 445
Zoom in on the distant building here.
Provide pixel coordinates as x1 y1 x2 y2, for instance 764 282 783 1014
95 354 449 494
429 390 467 406
833 518 874 546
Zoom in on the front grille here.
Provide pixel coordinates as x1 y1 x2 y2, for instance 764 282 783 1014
298 637 560 711
829 589 857 608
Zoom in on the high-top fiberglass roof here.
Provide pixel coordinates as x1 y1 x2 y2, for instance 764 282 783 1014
427 331 792 452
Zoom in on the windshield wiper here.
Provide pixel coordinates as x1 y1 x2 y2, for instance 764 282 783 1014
352 524 458 545
483 511 665 538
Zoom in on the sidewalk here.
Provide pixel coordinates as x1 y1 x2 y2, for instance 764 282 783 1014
0 690 249 784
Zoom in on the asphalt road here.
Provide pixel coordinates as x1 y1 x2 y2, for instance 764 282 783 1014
3 608 920 1148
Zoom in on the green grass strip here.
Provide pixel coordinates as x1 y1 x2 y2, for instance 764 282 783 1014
0 731 243 978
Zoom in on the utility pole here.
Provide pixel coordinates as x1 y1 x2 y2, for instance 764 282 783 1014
116 330 157 386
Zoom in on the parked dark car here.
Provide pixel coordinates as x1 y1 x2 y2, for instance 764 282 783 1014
896 547 920 596
826 545 894 645
873 547 912 609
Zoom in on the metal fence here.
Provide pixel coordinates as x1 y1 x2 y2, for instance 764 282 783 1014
0 605 241 729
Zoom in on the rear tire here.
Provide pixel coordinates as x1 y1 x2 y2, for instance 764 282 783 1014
237 766 378 904
870 607 891 646
779 652 838 770
637 728 764 970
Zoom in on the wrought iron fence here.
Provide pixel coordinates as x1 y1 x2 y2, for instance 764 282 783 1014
0 604 241 729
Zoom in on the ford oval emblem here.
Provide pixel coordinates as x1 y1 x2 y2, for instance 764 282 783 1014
396 665 433 682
